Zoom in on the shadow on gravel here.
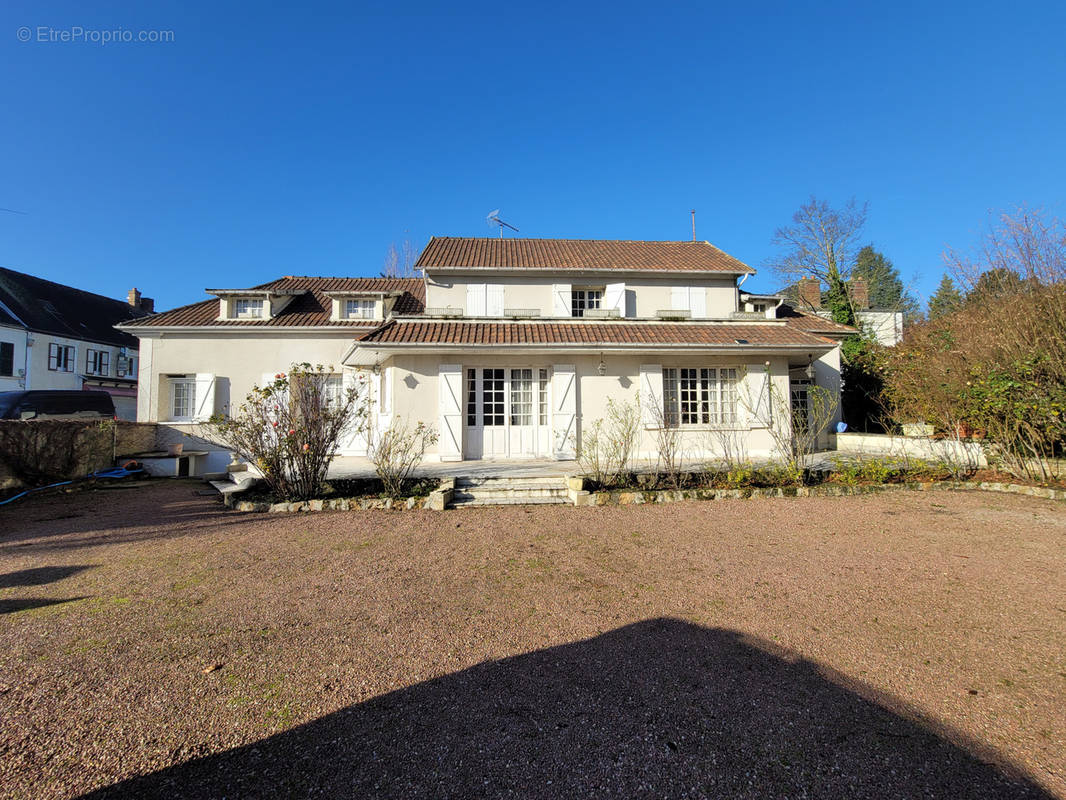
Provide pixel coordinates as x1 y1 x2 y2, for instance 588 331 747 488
0 596 89 614
0 565 95 588
80 618 1051 799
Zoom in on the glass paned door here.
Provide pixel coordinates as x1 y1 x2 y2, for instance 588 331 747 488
509 368 536 456
481 368 507 456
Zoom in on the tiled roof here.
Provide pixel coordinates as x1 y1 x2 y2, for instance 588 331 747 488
356 320 833 348
415 237 755 273
776 304 857 336
0 266 147 347
121 277 425 328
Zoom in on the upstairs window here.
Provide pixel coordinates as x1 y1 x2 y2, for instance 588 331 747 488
344 299 376 319
117 355 137 378
86 349 110 377
752 303 768 313
571 287 603 317
48 343 75 372
234 299 264 319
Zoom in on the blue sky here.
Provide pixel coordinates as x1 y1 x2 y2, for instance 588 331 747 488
2 1 1064 310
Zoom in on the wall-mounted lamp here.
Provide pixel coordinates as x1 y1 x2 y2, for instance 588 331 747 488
597 352 607 376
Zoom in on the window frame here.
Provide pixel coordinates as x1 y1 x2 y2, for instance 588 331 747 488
169 376 197 421
571 287 604 317
48 343 75 372
0 341 13 377
344 298 376 319
662 366 740 428
234 298 265 319
86 348 110 377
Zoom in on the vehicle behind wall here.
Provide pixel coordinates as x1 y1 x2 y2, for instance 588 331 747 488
0 390 116 420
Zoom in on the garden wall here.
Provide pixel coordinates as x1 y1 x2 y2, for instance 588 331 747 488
831 432 988 467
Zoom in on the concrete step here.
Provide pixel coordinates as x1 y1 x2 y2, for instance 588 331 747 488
454 476 567 489
451 495 569 507
209 474 258 495
453 488 568 502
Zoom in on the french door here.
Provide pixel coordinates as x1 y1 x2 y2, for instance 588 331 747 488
463 367 549 459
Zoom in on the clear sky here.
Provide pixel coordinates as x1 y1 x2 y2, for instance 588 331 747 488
2 0 1064 310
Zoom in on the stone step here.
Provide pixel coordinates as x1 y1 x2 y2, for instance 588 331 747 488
454 476 567 489
450 495 569 507
453 488 568 502
209 474 258 495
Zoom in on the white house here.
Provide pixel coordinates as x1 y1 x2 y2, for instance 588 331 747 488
0 268 153 419
119 238 855 464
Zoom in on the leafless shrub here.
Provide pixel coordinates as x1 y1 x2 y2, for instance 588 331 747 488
646 400 685 489
578 398 641 489
367 418 439 498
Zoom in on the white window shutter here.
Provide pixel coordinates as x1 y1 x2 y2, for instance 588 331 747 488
193 373 216 421
551 364 577 459
486 284 505 316
604 282 626 317
466 284 487 316
639 364 663 427
439 364 463 461
745 363 773 428
689 287 707 318
552 284 572 317
671 286 688 310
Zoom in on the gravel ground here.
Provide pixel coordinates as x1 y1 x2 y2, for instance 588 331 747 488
0 480 1063 799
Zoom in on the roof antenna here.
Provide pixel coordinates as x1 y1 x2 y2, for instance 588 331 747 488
486 209 519 238
691 209 696 241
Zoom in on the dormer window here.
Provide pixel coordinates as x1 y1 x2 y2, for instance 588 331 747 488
752 303 768 313
234 299 264 319
571 287 603 317
344 299 376 319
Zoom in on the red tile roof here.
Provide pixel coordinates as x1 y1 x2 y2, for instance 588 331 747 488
121 277 424 328
356 320 833 348
415 238 755 273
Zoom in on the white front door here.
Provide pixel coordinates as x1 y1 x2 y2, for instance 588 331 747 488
462 366 549 460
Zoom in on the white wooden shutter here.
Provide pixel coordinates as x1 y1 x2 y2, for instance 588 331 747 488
438 364 463 461
604 282 626 317
551 364 577 459
671 286 688 310
689 287 707 318
639 364 663 427
745 363 772 428
552 284 572 317
466 284 487 316
340 368 370 454
193 373 216 421
486 284 505 316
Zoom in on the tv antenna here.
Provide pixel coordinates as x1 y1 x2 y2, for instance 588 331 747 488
486 209 519 238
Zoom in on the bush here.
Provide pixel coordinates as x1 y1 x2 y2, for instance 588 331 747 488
367 418 438 498
578 398 641 490
208 364 368 501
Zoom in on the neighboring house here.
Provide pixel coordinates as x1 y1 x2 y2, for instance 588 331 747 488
120 238 854 463
0 267 154 419
786 277 904 347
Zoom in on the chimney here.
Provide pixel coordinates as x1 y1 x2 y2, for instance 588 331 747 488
127 287 155 314
797 277 821 310
850 277 870 310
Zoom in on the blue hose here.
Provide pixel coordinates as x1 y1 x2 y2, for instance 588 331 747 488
0 466 144 506
0 480 74 506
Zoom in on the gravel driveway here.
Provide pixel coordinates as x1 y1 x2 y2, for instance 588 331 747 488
1 481 1063 798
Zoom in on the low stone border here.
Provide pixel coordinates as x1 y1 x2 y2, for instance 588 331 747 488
573 480 1066 507
225 477 1064 512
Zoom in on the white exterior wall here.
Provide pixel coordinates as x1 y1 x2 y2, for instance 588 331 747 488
856 310 904 346
0 324 28 392
424 273 739 318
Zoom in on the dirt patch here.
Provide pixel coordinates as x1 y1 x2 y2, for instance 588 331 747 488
1 482 1063 798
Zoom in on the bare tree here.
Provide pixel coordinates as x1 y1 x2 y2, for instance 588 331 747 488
578 398 642 489
767 197 868 321
382 239 419 278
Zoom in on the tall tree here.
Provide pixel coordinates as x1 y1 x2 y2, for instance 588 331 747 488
767 196 868 325
381 240 418 278
927 274 962 318
851 245 918 318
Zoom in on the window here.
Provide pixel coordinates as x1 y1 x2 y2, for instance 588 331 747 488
345 299 375 319
0 342 13 377
752 303 768 313
170 377 197 420
791 380 811 436
323 374 344 409
86 349 110 376
117 355 137 378
482 368 504 426
510 368 532 425
571 288 603 317
466 368 477 425
48 343 75 372
538 368 549 426
234 299 264 319
662 367 738 426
